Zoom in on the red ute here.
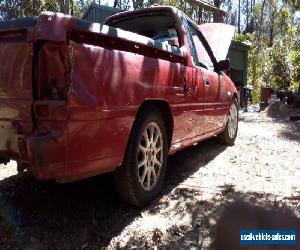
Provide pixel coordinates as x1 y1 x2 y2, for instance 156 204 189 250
0 6 238 206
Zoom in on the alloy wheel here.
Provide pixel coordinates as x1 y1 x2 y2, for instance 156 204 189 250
137 122 164 191
228 102 238 139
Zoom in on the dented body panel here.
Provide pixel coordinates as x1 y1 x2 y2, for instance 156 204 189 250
0 7 237 182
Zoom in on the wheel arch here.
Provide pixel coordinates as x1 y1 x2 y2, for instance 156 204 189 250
134 99 174 149
232 93 239 102
114 99 173 206
232 93 239 111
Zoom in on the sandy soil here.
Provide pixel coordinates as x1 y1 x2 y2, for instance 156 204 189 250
0 104 299 249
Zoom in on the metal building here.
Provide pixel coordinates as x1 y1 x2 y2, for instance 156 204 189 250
82 3 121 23
228 41 250 86
227 41 250 106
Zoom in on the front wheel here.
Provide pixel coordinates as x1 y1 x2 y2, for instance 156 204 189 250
113 106 168 207
217 98 239 146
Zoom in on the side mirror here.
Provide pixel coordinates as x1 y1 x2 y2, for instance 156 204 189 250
216 59 230 72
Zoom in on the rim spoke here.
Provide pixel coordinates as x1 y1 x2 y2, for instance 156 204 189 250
151 168 157 182
147 169 151 189
149 126 154 143
154 158 162 167
139 145 147 153
140 166 147 184
138 158 146 168
154 145 162 154
138 145 147 168
143 131 150 147
154 132 159 145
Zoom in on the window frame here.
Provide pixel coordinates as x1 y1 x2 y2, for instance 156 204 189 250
107 11 183 48
181 14 218 71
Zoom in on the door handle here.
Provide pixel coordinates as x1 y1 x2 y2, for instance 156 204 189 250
183 76 189 93
204 76 210 86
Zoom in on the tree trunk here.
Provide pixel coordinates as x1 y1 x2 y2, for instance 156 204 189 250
132 0 144 10
269 2 276 47
70 0 74 15
246 0 249 29
60 0 70 14
213 0 223 22
248 0 255 33
32 0 36 15
238 0 241 33
198 6 203 24
251 0 266 88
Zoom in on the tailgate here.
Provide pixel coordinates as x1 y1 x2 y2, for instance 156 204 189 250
0 21 35 157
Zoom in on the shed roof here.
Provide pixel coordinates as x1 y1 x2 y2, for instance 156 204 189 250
82 3 121 23
231 40 251 50
82 3 121 18
186 0 227 15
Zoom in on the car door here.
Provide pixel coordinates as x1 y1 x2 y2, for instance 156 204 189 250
197 23 236 130
173 65 204 141
185 20 222 133
200 67 224 131
177 19 207 138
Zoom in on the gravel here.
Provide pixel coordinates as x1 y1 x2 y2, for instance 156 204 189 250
0 104 299 249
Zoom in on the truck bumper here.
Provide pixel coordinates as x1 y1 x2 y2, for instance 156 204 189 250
27 132 66 180
0 126 66 180
0 117 127 182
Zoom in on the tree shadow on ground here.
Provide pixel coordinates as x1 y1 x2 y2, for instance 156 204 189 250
123 184 300 249
277 120 300 142
264 102 300 142
0 138 226 249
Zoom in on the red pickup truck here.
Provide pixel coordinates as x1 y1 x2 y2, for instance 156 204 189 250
0 6 238 206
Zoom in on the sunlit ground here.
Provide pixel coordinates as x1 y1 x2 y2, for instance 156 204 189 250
0 108 300 249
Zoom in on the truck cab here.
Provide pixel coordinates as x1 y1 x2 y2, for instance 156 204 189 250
106 6 236 138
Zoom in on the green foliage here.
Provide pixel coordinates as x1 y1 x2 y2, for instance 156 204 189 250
233 32 253 43
289 50 300 91
286 0 300 10
251 88 260 103
0 0 299 97
243 0 299 101
270 46 292 90
42 0 59 12
159 0 180 8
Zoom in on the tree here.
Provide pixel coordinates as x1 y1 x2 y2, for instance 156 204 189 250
237 0 240 32
60 0 69 14
237 0 299 98
249 0 266 90
132 0 145 9
0 0 299 96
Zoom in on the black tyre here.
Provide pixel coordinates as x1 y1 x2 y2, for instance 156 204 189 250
217 98 239 146
113 105 168 207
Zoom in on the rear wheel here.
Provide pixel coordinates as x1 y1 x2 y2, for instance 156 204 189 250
217 98 239 146
113 106 168 207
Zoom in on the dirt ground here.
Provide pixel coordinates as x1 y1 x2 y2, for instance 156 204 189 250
0 103 300 249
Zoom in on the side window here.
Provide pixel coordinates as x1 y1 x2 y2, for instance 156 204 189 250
186 21 214 70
